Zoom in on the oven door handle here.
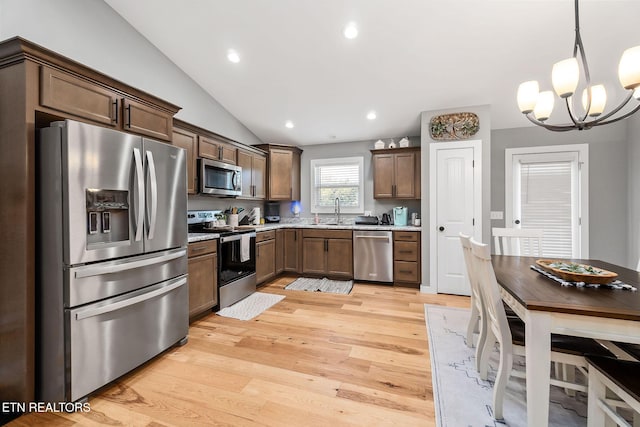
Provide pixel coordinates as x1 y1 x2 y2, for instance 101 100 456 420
75 277 186 320
220 232 256 243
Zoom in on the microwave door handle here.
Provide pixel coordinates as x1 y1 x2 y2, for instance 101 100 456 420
232 171 239 190
133 148 144 242
146 150 158 240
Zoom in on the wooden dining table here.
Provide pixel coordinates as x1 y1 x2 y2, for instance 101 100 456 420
492 255 640 427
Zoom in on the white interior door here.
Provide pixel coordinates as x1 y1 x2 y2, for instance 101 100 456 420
430 142 481 296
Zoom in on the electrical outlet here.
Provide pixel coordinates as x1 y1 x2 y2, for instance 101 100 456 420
490 211 504 220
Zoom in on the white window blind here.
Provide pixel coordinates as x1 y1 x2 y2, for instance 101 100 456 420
310 157 364 214
518 160 573 258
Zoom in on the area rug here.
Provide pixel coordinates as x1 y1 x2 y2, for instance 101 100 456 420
425 304 587 427
216 292 285 321
284 277 353 294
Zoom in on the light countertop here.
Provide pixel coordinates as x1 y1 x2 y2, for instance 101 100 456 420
188 223 421 243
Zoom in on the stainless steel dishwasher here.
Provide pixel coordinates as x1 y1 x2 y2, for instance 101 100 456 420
353 230 393 283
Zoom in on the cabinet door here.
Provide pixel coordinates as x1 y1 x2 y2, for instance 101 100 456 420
220 142 237 165
373 154 395 198
40 65 118 126
394 152 417 199
283 229 300 272
237 149 254 198
275 230 284 274
122 98 172 141
198 135 220 160
268 149 293 200
172 127 198 194
326 239 353 278
291 150 301 201
302 238 326 275
187 253 217 319
252 154 267 199
256 239 276 285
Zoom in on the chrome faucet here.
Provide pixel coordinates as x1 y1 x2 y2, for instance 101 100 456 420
334 197 341 224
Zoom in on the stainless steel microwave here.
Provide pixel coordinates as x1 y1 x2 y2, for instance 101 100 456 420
199 158 242 196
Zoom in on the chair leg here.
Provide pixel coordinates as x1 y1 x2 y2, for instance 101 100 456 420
562 364 576 397
493 338 513 421
466 302 479 348
587 368 607 427
475 309 488 372
479 330 496 381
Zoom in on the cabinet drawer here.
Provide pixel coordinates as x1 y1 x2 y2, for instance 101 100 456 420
188 239 217 257
256 230 276 243
302 229 352 239
394 261 419 283
394 231 419 242
394 241 419 262
41 65 118 126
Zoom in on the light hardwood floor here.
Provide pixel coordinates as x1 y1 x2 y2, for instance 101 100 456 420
10 277 470 426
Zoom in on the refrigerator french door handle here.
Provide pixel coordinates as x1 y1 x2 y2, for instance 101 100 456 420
74 277 186 320
146 150 158 240
74 249 186 279
133 148 145 242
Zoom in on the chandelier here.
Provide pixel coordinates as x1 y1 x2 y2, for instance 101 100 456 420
517 0 640 131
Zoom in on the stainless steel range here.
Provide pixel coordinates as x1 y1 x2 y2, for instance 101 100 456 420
37 120 188 402
188 210 256 308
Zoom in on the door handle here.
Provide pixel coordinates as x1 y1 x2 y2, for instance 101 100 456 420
438 226 445 232
146 150 158 240
125 103 131 128
133 148 144 242
112 100 118 123
515 219 521 225
75 277 186 320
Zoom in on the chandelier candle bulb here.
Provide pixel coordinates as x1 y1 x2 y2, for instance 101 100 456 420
582 85 607 117
517 81 540 114
552 58 580 98
619 46 640 90
534 91 555 121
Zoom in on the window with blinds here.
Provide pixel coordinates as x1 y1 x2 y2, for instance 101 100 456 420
517 160 575 258
310 157 364 213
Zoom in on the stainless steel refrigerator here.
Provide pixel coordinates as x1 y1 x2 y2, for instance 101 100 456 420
37 119 188 402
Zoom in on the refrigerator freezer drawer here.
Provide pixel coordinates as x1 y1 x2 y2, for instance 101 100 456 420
67 275 188 402
67 248 187 307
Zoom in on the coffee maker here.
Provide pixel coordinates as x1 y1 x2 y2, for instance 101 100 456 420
264 201 281 223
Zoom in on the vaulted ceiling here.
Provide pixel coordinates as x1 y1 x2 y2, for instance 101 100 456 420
105 0 640 145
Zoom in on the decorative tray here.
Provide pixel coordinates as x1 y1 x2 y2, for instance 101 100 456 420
535 259 618 284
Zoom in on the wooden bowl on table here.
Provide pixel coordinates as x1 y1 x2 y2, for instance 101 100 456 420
535 259 618 284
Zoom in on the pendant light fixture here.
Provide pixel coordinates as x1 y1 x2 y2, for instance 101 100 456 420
517 0 640 131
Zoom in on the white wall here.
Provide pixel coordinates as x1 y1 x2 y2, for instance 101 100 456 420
420 105 491 293
627 114 640 269
0 0 262 146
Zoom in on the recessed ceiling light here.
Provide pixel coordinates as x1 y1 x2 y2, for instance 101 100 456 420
344 22 358 39
367 111 377 120
227 49 240 63
285 121 294 129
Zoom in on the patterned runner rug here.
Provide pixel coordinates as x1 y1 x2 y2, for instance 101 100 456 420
284 277 353 294
425 304 587 427
216 292 285 321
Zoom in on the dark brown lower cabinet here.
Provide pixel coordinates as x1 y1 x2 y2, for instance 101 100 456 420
187 240 218 319
283 229 302 272
393 231 421 287
302 229 353 279
256 231 276 285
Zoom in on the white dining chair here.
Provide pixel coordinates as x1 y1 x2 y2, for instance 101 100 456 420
470 237 615 421
586 355 640 427
460 233 486 372
492 227 543 256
